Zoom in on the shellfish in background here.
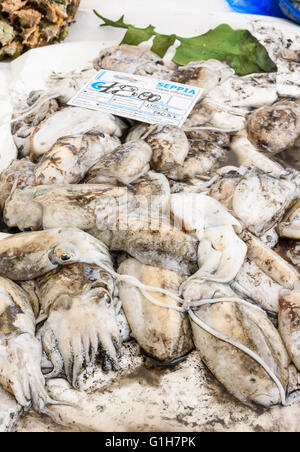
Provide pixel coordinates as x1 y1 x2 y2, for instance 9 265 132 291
0 1 81 60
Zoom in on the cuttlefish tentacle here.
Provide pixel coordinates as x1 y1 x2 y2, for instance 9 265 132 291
37 263 121 388
0 276 71 412
170 193 246 291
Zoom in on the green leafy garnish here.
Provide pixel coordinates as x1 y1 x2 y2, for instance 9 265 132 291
120 25 156 46
151 34 177 59
94 11 277 76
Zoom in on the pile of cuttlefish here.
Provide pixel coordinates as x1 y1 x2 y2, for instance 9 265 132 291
1 22 300 414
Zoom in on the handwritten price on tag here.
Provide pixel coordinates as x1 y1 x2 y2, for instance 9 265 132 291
91 81 162 103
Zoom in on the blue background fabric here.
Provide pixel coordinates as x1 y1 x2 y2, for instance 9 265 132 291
278 0 300 24
225 0 285 17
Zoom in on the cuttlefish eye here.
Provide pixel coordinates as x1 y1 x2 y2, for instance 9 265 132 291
89 289 112 306
49 243 79 265
103 293 112 306
61 255 71 262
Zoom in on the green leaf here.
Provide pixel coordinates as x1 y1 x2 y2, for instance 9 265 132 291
94 11 277 76
93 11 129 30
121 25 156 46
94 10 156 46
151 33 176 58
174 25 277 76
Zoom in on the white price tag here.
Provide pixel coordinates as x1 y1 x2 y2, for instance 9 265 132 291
68 70 203 128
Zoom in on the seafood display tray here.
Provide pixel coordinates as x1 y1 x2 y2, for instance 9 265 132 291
0 5 300 434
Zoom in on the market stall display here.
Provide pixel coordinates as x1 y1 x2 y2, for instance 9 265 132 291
0 1 300 433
